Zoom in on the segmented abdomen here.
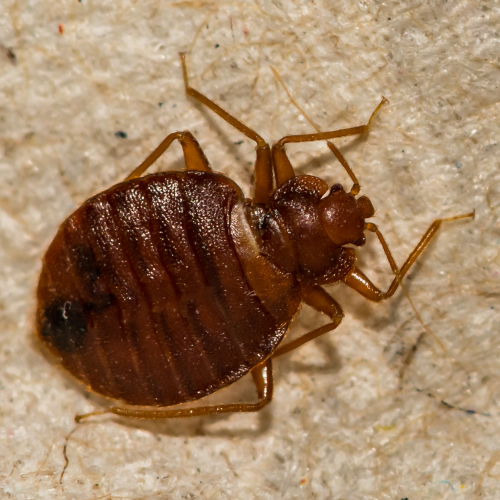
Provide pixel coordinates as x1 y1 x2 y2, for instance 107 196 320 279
37 171 289 406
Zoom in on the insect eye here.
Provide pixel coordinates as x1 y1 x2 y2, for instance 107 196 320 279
330 183 344 194
352 236 366 247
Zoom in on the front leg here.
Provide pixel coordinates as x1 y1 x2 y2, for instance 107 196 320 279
273 283 344 358
344 212 475 302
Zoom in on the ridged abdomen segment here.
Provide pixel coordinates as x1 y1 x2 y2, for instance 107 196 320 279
36 172 289 406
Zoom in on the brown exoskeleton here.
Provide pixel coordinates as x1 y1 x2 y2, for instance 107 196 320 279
36 53 473 422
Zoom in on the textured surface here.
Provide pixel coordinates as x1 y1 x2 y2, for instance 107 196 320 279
1 0 499 498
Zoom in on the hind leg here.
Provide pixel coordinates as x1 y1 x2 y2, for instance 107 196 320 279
75 359 273 421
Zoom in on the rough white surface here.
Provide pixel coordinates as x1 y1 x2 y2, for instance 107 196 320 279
1 0 499 498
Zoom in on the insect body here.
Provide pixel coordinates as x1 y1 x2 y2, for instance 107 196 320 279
36 54 473 421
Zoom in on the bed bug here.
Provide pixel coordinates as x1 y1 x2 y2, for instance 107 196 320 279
36 53 473 422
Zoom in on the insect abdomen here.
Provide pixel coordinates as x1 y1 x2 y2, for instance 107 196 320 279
37 172 289 406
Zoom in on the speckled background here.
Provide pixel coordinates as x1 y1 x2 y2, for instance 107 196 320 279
1 1 499 499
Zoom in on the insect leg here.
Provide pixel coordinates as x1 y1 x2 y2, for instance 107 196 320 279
74 359 273 421
125 130 211 181
343 212 475 301
272 284 343 358
180 53 273 204
272 98 387 193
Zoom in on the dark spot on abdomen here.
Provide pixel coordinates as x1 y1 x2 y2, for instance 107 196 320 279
41 298 87 353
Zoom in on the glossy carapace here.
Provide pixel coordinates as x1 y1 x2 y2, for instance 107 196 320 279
36 54 473 421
